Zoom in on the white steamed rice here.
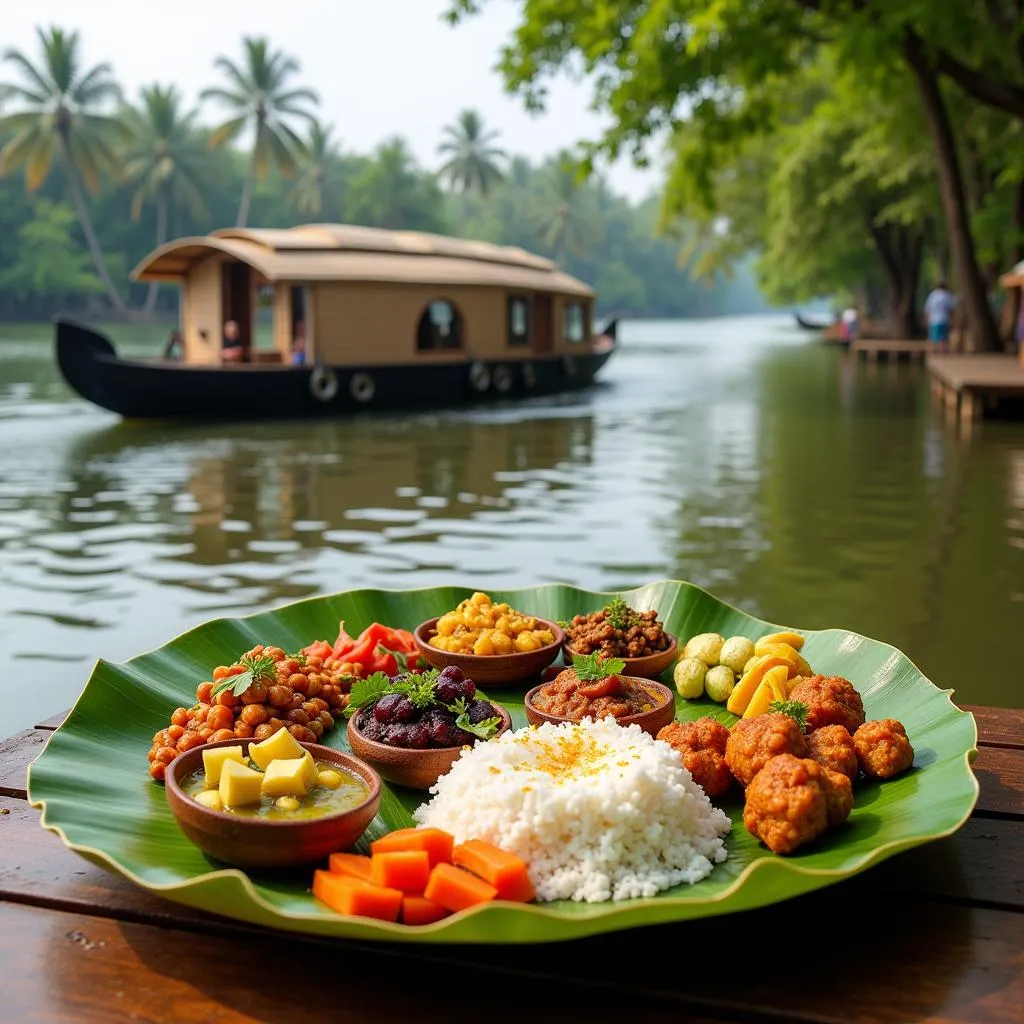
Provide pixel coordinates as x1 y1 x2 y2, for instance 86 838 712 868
412 717 731 903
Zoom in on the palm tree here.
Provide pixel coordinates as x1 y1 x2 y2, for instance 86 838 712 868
0 27 128 312
201 37 319 227
121 84 209 313
287 122 338 217
438 109 506 231
532 153 602 267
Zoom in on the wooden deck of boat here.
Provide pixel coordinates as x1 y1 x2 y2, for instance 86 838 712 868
928 354 1024 423
850 338 930 361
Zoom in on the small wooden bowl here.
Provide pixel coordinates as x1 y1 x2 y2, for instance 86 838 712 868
413 617 564 686
562 634 679 681
165 738 381 869
347 704 513 790
523 677 676 738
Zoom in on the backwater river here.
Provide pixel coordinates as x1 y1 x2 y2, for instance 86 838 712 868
0 315 1022 736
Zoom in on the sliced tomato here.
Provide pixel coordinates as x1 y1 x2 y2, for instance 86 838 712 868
577 675 623 699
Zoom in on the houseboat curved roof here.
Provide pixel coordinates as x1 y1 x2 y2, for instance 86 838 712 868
131 224 594 297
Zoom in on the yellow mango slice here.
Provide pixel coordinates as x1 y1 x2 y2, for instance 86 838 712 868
249 726 305 770
765 665 790 703
726 655 797 715
742 655 760 675
219 760 264 808
202 745 244 787
753 643 813 678
755 631 806 652
261 752 319 798
742 666 791 719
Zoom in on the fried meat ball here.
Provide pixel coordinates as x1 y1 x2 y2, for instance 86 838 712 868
788 675 866 734
725 712 808 787
853 719 914 779
804 724 859 782
743 754 830 854
822 768 854 827
657 718 733 797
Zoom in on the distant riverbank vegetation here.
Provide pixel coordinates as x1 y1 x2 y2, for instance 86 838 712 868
0 28 767 323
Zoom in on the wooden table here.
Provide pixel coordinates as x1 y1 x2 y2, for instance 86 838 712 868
928 354 1024 423
1 707 1021 1024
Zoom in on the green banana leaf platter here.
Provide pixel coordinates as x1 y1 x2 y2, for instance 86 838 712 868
28 581 978 944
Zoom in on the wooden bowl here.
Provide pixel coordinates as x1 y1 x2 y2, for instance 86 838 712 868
165 738 381 869
413 617 564 686
523 677 676 738
562 634 679 681
347 704 513 790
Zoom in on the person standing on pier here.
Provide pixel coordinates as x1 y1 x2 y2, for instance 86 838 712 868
924 280 957 352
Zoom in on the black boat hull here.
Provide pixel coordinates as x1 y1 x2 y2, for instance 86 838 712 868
55 319 616 420
795 313 834 331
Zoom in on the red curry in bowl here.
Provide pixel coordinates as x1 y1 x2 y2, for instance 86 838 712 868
532 667 665 720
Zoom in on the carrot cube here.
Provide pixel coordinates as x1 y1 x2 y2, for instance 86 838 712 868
328 852 373 882
423 862 498 912
451 839 535 903
312 870 402 922
370 827 454 866
401 895 450 926
370 850 431 893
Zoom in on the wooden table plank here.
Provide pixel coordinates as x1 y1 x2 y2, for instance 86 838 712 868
972 746 1024 818
0 728 48 798
962 706 1024 750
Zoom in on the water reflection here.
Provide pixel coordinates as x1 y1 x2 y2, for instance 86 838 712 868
0 317 1022 735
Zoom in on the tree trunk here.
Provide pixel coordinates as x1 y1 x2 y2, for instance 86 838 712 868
59 134 127 315
1000 179 1024 348
904 33 1000 353
237 157 256 228
143 185 168 316
868 222 924 338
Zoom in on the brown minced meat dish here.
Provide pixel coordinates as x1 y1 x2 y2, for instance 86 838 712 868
565 608 671 659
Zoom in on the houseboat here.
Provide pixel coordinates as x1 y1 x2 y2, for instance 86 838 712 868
55 224 617 420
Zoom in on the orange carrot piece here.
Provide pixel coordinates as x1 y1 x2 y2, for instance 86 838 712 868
451 839 535 903
370 827 454 866
370 850 431 893
423 862 498 912
401 894 450 926
312 870 402 922
328 852 373 882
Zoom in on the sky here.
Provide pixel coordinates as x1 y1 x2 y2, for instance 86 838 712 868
2 0 664 202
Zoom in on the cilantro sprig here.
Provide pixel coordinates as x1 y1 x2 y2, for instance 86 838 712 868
211 653 277 700
603 597 634 630
572 652 626 681
451 696 502 740
768 699 810 732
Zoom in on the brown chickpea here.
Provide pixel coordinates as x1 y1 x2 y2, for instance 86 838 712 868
156 746 178 764
288 673 309 694
233 721 254 739
170 707 190 728
288 693 304 711
288 724 316 743
176 732 203 753
287 709 310 726
198 726 213 741
147 748 157 762
193 703 210 723
329 692 347 709
252 723 275 742
308 719 324 740
305 677 322 698
301 701 320 717
319 684 336 702
317 710 335 730
306 657 323 671
240 703 268 726
267 685 293 708
279 658 299 676
167 724 185 742
207 705 234 732
311 698 329 713
212 666 231 681
264 646 284 660
149 762 166 781
241 684 268 705
215 690 239 709
210 728 236 743
267 717 285 731
196 681 214 703
153 729 167 744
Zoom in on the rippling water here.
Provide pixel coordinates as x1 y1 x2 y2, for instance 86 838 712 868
1 316 1021 735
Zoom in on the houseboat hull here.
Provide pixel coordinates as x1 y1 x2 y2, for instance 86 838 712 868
55 319 616 421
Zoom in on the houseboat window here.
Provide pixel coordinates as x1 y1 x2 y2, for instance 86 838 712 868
417 300 462 351
508 296 530 346
563 302 586 344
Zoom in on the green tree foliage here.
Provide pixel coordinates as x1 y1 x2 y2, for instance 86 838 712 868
201 37 319 227
438 109 506 229
347 137 448 232
531 152 603 267
287 122 339 217
0 27 128 312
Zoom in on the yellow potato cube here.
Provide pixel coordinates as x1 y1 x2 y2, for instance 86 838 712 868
249 727 305 770
261 752 319 798
473 633 496 656
201 745 244 787
515 632 541 652
219 760 265 808
490 632 514 655
194 789 223 812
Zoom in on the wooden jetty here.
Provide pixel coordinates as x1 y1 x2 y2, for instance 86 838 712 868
928 354 1024 423
850 338 930 362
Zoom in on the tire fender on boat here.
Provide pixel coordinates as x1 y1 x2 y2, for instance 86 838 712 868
562 354 576 376
469 361 491 392
493 365 513 393
522 363 536 388
350 372 375 403
309 366 339 403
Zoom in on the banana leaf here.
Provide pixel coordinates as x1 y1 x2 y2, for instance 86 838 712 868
28 581 978 944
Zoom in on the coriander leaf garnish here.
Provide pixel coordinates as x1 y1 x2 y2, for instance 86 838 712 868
289 651 308 666
572 652 626 681
768 699 810 732
449 696 502 740
343 672 393 717
603 597 634 630
211 653 277 700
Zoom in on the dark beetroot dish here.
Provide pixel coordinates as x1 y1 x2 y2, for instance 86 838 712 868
563 598 672 660
347 666 504 750
530 655 667 722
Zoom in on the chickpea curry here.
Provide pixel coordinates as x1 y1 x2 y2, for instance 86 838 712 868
429 592 556 656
